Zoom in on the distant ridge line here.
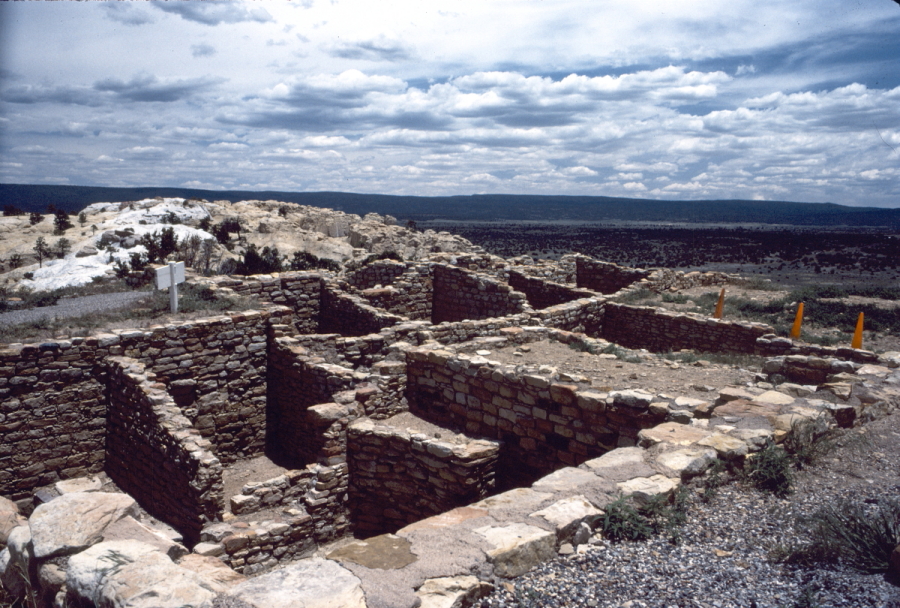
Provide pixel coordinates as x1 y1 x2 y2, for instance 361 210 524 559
1 184 898 227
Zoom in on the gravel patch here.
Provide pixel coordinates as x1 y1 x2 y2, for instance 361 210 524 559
0 291 149 328
479 413 900 608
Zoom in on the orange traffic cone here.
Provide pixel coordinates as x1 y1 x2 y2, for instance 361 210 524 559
851 312 864 349
790 303 804 339
713 288 725 319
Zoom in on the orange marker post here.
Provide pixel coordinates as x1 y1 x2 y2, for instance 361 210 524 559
790 303 804 339
851 312 864 349
713 287 725 319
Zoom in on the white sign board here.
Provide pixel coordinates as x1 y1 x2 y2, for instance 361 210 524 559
155 261 186 313
155 261 185 290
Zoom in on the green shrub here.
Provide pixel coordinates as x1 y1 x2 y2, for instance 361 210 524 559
744 441 793 497
600 496 653 541
237 244 283 275
600 487 690 543
701 458 729 502
775 498 900 573
782 415 838 470
289 251 341 272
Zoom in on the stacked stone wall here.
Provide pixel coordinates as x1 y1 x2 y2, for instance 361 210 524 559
575 257 650 294
105 357 223 544
345 260 408 290
205 273 324 333
426 314 534 345
200 515 316 575
0 339 108 500
266 338 360 467
348 418 500 535
201 462 350 573
507 255 577 284
755 335 880 364
531 298 606 335
405 348 665 487
141 309 292 465
0 307 291 499
602 303 772 354
508 270 596 310
431 265 528 324
319 284 404 337
356 263 433 321
644 268 743 292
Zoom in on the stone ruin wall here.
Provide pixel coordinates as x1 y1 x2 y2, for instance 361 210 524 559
576 257 652 294
0 306 292 502
602 302 774 354
206 272 324 333
507 269 596 310
319 283 405 337
431 264 529 324
405 347 667 488
105 357 222 545
355 264 433 321
347 418 501 536
344 260 409 291
0 338 108 501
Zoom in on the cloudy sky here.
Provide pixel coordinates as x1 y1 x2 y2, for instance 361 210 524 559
1 1 898 207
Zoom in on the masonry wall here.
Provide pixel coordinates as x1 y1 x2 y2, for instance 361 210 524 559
266 338 359 467
0 339 108 500
356 263 433 321
755 335 880 364
576 257 650 294
531 298 605 335
0 306 292 500
200 462 350 574
511 254 577 284
105 357 223 545
508 269 596 310
345 260 408 290
207 272 324 333
319 283 404 337
140 308 293 465
602 303 772 354
348 418 500 535
406 348 665 487
431 265 529 324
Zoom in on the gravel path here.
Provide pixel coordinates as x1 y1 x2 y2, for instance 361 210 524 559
0 291 149 327
479 412 900 608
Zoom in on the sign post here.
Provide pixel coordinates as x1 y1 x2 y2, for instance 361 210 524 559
155 261 185 313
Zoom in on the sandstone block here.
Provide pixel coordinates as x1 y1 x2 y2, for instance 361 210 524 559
0 495 24 547
752 390 795 406
530 496 602 544
177 554 247 592
532 467 599 494
616 475 678 506
637 422 711 448
102 516 188 561
30 492 138 559
474 523 556 578
230 494 261 515
416 575 493 608
610 390 653 410
67 540 216 608
229 558 366 608
54 476 103 495
654 448 718 479
697 433 749 460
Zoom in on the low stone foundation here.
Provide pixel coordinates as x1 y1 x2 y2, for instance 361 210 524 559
348 416 500 535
